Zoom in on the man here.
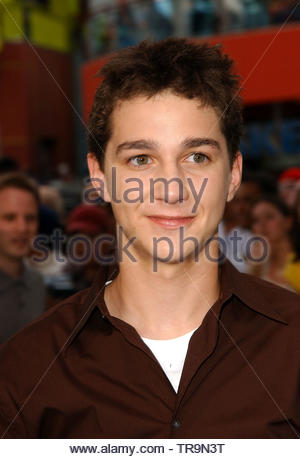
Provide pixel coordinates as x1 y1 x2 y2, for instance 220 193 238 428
0 172 45 343
0 39 299 439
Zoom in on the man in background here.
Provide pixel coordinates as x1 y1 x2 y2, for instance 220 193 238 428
0 172 45 343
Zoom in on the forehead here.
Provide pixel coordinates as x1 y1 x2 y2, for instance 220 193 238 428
109 92 225 146
0 187 38 212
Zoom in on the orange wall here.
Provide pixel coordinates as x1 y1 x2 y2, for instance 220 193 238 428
208 24 300 105
81 55 108 124
81 24 300 121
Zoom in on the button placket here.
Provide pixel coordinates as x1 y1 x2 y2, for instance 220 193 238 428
172 418 181 429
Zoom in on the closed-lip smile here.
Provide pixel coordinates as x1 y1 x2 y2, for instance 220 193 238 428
148 215 195 229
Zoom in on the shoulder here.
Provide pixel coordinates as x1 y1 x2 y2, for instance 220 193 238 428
237 269 300 323
0 287 91 364
23 263 45 287
0 287 95 436
284 257 300 292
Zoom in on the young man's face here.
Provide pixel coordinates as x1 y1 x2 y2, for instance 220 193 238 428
0 187 39 261
88 91 242 267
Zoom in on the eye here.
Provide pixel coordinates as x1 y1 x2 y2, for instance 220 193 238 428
129 154 152 167
186 153 209 164
26 215 37 223
3 214 15 221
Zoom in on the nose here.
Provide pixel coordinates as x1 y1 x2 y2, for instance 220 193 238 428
17 216 30 233
150 163 190 205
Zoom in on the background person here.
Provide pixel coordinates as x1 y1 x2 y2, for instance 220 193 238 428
218 199 254 273
0 172 45 343
249 195 298 291
283 188 300 294
64 203 116 292
218 170 276 273
278 167 300 211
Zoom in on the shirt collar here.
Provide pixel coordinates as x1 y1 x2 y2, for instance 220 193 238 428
65 265 119 350
67 258 288 349
220 259 288 325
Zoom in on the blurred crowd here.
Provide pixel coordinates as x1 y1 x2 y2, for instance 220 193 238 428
86 0 300 56
219 167 300 292
0 154 299 345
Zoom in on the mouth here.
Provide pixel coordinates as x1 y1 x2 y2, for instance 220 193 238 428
12 238 30 246
147 215 195 229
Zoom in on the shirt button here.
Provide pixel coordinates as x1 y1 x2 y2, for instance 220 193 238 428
172 419 180 429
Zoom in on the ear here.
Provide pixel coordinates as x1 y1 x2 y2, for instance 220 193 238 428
87 153 111 203
226 151 243 202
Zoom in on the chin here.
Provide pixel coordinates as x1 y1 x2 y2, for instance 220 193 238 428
151 247 200 267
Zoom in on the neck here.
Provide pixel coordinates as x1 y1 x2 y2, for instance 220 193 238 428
104 242 220 339
0 253 23 279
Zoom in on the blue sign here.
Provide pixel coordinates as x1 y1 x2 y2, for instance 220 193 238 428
241 119 300 157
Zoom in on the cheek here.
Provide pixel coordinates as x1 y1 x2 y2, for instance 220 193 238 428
265 217 284 237
110 202 139 230
250 216 262 233
29 222 38 234
276 217 289 234
204 179 227 212
251 221 258 232
0 225 13 236
207 169 228 197
198 192 225 233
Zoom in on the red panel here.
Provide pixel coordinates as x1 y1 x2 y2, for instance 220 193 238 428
0 43 74 173
81 24 300 120
0 44 31 169
81 55 109 123
24 45 74 169
207 24 300 104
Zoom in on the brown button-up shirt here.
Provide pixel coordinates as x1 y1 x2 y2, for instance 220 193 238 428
0 259 300 439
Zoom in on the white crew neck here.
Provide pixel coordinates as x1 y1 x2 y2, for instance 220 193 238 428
141 328 197 392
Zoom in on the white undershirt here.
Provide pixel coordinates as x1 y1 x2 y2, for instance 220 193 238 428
104 281 197 392
141 329 197 392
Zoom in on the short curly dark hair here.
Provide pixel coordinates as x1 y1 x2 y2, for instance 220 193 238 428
87 38 243 169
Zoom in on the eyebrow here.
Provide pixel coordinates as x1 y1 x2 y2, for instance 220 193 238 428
116 139 159 155
182 137 221 150
115 137 221 155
